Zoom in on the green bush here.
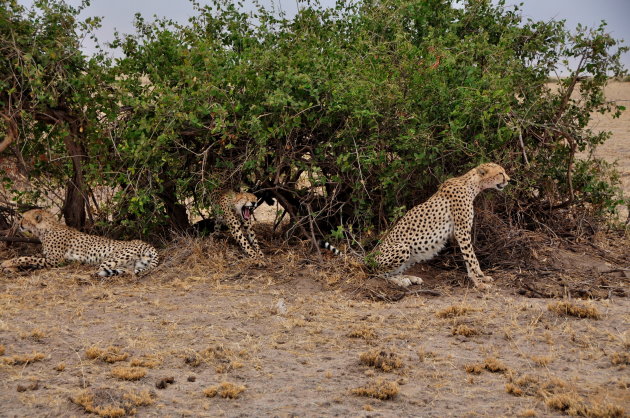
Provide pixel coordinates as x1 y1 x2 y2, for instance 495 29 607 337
1 0 627 243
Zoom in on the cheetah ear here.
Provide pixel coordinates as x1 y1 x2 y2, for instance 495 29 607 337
476 166 487 177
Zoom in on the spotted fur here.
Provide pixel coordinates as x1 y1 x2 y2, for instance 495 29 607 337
214 191 263 259
1 209 159 277
325 163 510 289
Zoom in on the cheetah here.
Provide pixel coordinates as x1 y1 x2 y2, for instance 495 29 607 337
1 209 159 277
213 191 263 259
324 163 510 289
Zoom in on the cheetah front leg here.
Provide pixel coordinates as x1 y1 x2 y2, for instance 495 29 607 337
1 255 63 272
228 222 264 260
243 221 264 259
453 216 492 289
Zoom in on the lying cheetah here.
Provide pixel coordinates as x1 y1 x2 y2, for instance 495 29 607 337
1 209 159 277
324 163 510 289
213 191 263 259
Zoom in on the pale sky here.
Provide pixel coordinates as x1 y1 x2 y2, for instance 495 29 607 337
17 0 630 72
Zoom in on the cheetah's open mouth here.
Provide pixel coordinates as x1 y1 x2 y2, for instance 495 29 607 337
241 205 254 221
496 182 507 190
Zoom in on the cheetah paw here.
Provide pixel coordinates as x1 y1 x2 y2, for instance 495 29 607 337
388 275 423 288
471 279 492 290
479 275 494 283
1 260 19 273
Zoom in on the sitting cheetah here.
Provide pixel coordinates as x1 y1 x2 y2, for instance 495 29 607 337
324 163 510 289
213 191 263 259
1 209 159 277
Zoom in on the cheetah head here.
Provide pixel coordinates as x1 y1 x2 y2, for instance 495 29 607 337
19 209 59 236
476 163 510 191
232 192 258 222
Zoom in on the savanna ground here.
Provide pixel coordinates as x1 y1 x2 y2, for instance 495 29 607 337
0 83 629 417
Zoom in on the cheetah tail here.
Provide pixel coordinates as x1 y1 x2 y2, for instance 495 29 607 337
319 240 342 256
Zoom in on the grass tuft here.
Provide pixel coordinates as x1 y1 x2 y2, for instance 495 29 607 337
71 391 126 418
545 393 588 416
347 326 378 340
85 346 129 363
71 388 155 417
3 352 45 365
505 383 523 396
203 382 246 399
436 304 477 318
351 379 400 400
130 355 161 369
530 355 553 367
359 349 403 372
483 357 509 373
452 324 478 337
465 357 508 374
610 352 630 366
548 301 601 319
111 366 147 381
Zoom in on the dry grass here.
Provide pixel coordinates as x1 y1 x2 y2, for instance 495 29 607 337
436 304 477 318
552 396 628 418
359 349 404 372
548 301 601 320
85 346 130 363
71 388 155 417
54 362 66 371
347 326 378 340
416 347 438 362
203 382 246 399
16 381 40 392
586 403 626 418
130 355 161 368
71 391 125 418
610 352 630 366
351 379 400 400
2 351 45 365
465 357 508 374
111 366 147 381
184 345 248 373
0 344 4 356
20 328 46 341
0 225 629 416
465 363 484 375
530 355 554 367
452 324 478 337
545 392 589 416
505 383 524 396
505 372 626 417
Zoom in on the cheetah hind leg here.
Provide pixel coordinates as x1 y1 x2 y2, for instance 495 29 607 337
96 254 134 277
133 252 159 276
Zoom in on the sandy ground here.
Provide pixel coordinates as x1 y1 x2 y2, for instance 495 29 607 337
0 232 628 417
0 82 629 417
585 81 630 220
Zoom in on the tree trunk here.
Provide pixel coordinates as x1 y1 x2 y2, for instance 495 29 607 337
157 175 191 234
61 122 87 229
